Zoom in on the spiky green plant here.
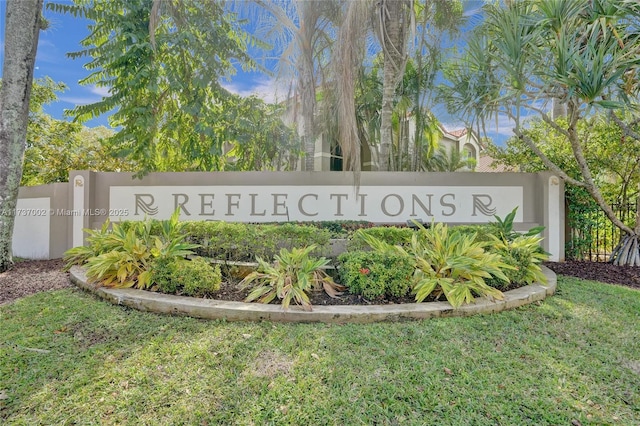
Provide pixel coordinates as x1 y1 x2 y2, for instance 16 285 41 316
64 209 198 289
359 222 512 308
240 245 345 311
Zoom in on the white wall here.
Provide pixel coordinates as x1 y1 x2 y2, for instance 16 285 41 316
12 197 50 259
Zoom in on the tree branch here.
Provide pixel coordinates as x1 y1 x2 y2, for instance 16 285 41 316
610 111 640 141
566 102 635 235
512 127 585 187
538 111 570 138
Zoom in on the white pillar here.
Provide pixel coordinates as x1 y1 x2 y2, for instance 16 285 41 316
547 175 562 261
72 175 85 247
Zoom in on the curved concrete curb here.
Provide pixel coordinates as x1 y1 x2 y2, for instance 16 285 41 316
70 266 557 324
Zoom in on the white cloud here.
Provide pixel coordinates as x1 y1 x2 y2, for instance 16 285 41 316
221 76 290 104
90 86 111 97
59 85 110 106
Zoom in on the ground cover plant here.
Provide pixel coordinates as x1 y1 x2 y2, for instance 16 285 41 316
1 274 639 424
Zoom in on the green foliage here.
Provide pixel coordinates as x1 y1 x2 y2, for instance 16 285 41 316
338 251 414 299
286 221 375 238
151 256 181 294
63 211 198 289
487 116 640 208
347 226 414 251
83 228 156 289
48 0 297 174
240 245 344 311
158 257 222 297
441 0 640 264
63 220 124 270
452 224 501 243
3 77 135 186
487 115 640 260
183 221 331 262
492 207 545 243
486 235 549 289
361 222 511 308
222 97 301 172
407 223 510 307
23 119 135 186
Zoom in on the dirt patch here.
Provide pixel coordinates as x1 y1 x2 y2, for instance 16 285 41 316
0 259 71 305
249 350 294 379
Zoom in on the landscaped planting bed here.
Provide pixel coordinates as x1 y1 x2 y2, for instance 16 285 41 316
63 207 554 318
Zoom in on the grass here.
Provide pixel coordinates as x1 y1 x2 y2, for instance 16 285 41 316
1 277 639 425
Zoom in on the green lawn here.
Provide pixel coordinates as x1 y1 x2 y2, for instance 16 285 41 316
1 277 639 425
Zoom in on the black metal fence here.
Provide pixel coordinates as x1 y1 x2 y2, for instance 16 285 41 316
566 200 637 262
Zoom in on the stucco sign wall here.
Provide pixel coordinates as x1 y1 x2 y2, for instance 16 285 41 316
13 171 564 261
109 185 524 223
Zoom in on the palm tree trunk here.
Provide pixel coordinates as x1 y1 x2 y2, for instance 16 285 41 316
378 0 409 171
0 0 43 272
301 59 316 171
380 57 396 171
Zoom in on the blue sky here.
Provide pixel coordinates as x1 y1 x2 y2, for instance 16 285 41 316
0 0 514 144
1 1 286 128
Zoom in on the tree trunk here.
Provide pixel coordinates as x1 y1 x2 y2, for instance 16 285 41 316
298 1 319 172
0 0 43 272
379 56 395 171
300 59 316 171
378 0 409 172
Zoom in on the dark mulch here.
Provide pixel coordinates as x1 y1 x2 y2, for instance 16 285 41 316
1 259 639 307
544 260 640 290
0 259 71 305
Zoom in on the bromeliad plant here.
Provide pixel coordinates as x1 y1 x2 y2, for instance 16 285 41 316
360 222 512 308
240 245 345 311
63 210 199 289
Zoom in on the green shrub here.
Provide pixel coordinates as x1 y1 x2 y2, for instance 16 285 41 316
271 220 374 237
486 235 549 289
183 221 255 261
338 251 414 299
240 245 345 311
175 257 222 297
359 222 512 307
151 257 222 296
182 221 331 261
151 257 181 294
262 223 330 255
64 210 199 289
347 226 414 251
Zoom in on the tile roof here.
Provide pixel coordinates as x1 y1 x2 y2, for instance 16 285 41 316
477 154 515 173
446 128 468 138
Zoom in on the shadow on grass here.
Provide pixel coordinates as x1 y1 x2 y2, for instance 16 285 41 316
1 278 639 424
